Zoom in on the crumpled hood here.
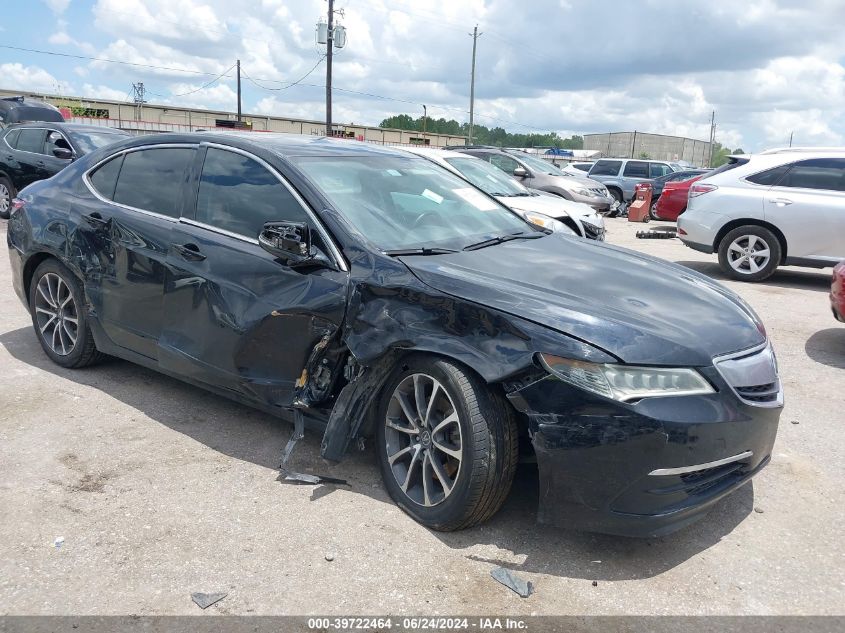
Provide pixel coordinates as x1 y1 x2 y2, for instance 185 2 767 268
502 193 597 222
400 235 765 366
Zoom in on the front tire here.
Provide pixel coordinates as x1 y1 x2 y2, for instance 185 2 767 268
649 199 660 220
717 225 782 282
29 259 104 368
376 356 518 531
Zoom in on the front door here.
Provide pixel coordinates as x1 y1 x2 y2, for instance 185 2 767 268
763 157 845 261
159 145 348 409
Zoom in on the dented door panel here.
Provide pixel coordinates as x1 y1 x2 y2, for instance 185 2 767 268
160 222 348 409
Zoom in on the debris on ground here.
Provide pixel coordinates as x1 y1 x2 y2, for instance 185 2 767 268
754 507 764 514
490 567 534 598
325 552 336 562
592 581 598 587
191 592 228 610
791 420 800 425
636 228 677 239
53 537 64 549
279 470 349 486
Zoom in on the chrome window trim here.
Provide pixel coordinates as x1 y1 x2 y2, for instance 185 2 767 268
200 142 348 272
180 218 258 245
5 126 53 157
83 143 198 224
649 450 753 477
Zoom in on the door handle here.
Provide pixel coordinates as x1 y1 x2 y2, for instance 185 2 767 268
769 198 793 206
173 243 207 261
84 212 109 228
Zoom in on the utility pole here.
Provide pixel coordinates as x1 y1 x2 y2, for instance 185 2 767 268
468 25 482 144
132 82 146 121
326 0 334 137
422 104 427 139
707 110 716 167
236 59 242 122
789 131 794 147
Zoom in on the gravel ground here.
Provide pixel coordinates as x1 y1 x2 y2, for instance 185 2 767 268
0 216 843 616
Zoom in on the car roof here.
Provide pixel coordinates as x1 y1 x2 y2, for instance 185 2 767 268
400 145 482 161
5 121 128 134
110 131 427 159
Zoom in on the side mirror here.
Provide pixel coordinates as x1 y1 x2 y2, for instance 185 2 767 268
53 147 73 160
259 221 313 263
513 166 529 178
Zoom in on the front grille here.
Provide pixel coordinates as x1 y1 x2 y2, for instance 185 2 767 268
735 382 780 403
582 223 605 241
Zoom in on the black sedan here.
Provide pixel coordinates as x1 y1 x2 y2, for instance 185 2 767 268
0 122 131 218
6 133 782 536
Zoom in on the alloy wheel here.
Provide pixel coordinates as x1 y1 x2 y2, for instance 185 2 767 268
727 234 771 275
34 273 79 356
384 373 463 507
0 184 9 215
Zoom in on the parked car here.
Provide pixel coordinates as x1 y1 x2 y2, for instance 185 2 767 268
455 146 615 214
0 122 131 218
649 169 711 211
401 146 605 240
559 161 594 176
0 96 64 128
587 158 677 206
678 150 845 281
8 132 782 536
654 174 706 221
831 261 844 322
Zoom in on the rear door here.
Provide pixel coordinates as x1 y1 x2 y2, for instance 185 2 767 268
159 144 349 408
763 158 845 260
7 128 48 189
621 160 650 198
78 144 196 359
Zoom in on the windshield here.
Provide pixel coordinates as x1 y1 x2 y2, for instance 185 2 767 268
509 152 561 175
443 156 531 196
68 129 131 154
293 155 532 251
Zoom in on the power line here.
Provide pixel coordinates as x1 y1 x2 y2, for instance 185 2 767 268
241 57 326 92
147 62 237 98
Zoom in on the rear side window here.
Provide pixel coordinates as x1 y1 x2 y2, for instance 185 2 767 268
623 161 649 177
113 148 194 217
16 129 47 154
573 163 591 172
776 158 845 192
3 128 21 149
746 165 790 186
195 147 309 238
649 163 673 178
590 160 621 176
89 155 124 200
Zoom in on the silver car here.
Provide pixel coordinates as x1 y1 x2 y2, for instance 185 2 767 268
587 158 678 205
457 147 616 214
678 149 845 281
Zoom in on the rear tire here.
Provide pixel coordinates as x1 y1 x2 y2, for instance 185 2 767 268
376 355 518 531
717 225 782 282
0 176 13 219
29 259 104 368
649 199 660 221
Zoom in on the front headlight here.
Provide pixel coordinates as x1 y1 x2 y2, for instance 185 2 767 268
539 354 715 402
580 213 603 228
521 211 576 235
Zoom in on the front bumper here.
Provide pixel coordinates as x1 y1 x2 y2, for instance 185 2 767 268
507 368 781 537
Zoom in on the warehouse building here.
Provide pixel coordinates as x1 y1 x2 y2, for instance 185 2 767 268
0 88 467 147
583 131 713 166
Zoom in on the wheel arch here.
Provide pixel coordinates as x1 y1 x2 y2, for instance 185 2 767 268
713 219 788 262
22 252 81 307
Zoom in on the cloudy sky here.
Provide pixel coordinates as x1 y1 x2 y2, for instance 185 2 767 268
2 0 844 150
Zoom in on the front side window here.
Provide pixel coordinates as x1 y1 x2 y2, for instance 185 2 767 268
293 155 531 252
488 154 521 174
776 158 845 192
45 131 72 156
16 129 47 154
590 160 622 176
113 147 195 217
195 148 309 238
623 161 649 178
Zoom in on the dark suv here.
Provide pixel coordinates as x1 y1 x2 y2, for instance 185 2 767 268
0 96 64 128
0 122 131 218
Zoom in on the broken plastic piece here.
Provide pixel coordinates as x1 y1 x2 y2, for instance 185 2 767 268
280 471 349 486
490 567 534 598
191 592 228 609
280 410 306 466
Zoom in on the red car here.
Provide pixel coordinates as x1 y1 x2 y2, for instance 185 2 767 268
654 175 704 221
832 261 845 322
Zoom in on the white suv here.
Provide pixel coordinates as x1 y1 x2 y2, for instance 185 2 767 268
678 149 845 281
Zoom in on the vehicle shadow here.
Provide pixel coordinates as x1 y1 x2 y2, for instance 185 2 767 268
0 325 754 582
675 260 832 292
805 328 845 369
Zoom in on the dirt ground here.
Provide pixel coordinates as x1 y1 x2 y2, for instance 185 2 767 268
1 216 843 616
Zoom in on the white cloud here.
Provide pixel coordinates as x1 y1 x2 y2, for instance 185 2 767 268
81 83 131 101
0 63 73 94
43 0 71 14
